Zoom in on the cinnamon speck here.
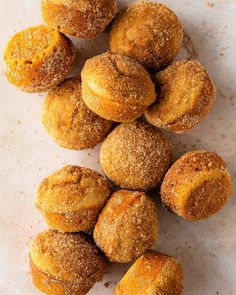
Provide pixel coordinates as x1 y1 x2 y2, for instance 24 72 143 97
104 282 110 288
219 89 226 99
207 2 214 8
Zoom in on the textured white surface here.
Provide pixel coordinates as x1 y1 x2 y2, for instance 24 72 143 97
0 0 235 294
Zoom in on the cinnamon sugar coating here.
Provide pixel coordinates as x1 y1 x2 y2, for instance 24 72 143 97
100 121 172 191
30 230 106 295
161 150 232 221
81 52 157 122
36 165 110 232
4 25 75 92
110 1 183 71
145 60 216 133
115 250 184 295
93 190 159 263
41 0 117 39
42 77 113 150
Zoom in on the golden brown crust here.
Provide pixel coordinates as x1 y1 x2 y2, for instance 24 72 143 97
115 250 184 295
36 165 110 232
42 77 113 150
4 25 75 92
110 1 183 71
145 60 216 133
41 0 117 39
93 190 159 263
161 150 233 221
30 230 106 295
100 121 172 190
41 207 102 233
81 52 157 122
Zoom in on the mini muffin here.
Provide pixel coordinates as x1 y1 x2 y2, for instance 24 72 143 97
4 25 75 92
110 2 183 71
41 0 117 39
81 52 156 122
93 190 159 263
36 165 110 232
161 150 232 221
30 230 106 295
100 121 172 191
42 77 113 150
145 60 216 133
115 250 184 295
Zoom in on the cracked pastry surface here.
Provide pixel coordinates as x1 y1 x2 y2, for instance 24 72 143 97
145 60 216 133
30 230 106 295
161 150 232 221
41 0 117 39
100 121 172 191
36 165 110 232
42 77 113 150
81 52 156 122
93 190 159 263
110 1 183 71
4 25 75 92
115 250 184 295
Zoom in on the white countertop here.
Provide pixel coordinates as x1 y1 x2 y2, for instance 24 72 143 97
0 0 235 294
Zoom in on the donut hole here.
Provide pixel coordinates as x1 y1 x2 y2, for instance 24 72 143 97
42 0 117 39
145 60 216 133
4 25 75 92
110 2 183 70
